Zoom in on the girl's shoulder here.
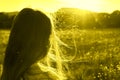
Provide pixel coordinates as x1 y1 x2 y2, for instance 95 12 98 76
23 63 53 80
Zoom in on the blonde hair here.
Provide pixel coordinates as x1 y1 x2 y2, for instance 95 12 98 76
1 8 69 80
37 13 68 80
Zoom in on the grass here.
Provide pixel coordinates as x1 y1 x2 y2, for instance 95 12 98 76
0 28 120 80
57 28 120 80
0 30 9 64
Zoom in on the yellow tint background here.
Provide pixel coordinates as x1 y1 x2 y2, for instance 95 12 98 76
0 0 120 13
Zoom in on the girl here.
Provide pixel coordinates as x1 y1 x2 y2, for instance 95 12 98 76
1 8 66 80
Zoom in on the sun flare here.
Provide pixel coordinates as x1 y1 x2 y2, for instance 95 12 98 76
23 0 103 12
62 0 103 12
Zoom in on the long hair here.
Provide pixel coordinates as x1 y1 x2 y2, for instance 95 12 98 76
1 8 51 80
36 13 68 80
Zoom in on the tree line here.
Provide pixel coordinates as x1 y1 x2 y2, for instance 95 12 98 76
0 12 17 29
0 8 120 29
54 8 120 29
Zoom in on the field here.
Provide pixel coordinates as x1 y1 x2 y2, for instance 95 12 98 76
0 29 120 80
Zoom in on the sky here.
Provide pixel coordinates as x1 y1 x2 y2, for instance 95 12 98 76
0 0 120 13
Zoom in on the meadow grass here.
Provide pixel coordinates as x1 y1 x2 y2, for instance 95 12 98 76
0 29 120 80
57 28 120 80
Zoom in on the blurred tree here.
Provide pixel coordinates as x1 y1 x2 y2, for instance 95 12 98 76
96 13 111 28
55 8 97 30
0 12 8 29
1 8 120 30
55 8 80 29
110 10 120 28
0 12 16 29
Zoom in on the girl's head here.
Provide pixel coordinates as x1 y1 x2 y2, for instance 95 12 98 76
1 8 51 80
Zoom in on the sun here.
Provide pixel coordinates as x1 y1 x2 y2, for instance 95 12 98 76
62 0 103 12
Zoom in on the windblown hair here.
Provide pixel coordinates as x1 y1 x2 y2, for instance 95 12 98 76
1 8 51 80
1 8 67 80
37 17 67 80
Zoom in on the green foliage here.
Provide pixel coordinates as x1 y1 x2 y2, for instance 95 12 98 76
54 8 97 29
0 26 120 79
110 10 120 28
96 13 111 28
0 30 9 64
55 8 120 30
0 12 17 29
1 8 120 29
57 29 120 80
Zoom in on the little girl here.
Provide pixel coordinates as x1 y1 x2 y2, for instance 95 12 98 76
1 8 66 80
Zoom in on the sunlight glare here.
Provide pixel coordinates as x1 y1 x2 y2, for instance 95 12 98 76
61 0 103 12
0 0 119 13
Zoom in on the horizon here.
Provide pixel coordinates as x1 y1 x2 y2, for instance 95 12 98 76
0 7 119 14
